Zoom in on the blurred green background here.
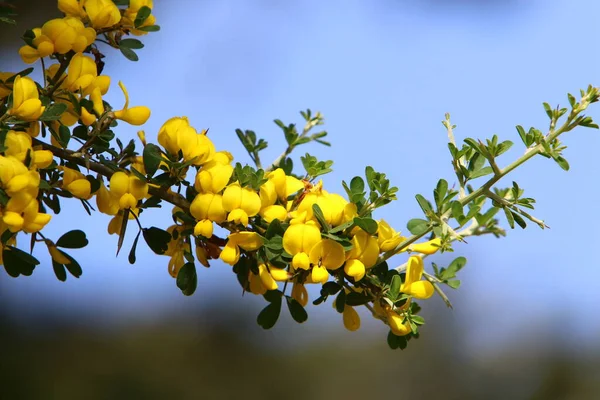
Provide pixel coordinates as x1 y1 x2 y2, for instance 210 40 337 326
2 1 600 399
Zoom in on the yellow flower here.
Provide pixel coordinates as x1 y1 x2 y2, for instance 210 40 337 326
291 282 308 307
219 232 263 265
193 219 213 238
163 225 189 278
123 0 156 35
3 193 51 234
157 117 215 165
344 230 379 281
0 156 34 194
387 311 412 336
18 18 95 63
64 53 102 93
282 222 321 271
48 243 71 265
58 0 87 18
409 238 442 255
109 171 149 210
400 256 434 299
95 178 119 215
308 238 345 284
377 219 405 252
260 168 304 206
260 205 288 223
222 182 261 226
60 166 92 199
8 76 45 121
343 305 360 332
107 209 137 235
194 151 234 193
190 193 227 234
84 0 121 29
113 81 151 126
3 130 53 169
0 71 14 98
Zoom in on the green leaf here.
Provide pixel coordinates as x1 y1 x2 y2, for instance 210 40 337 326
134 5 152 27
353 217 378 235
503 207 515 229
415 194 433 214
128 230 141 264
406 218 429 235
143 143 162 177
3 246 40 277
286 297 308 323
120 46 139 62
58 125 71 148
387 331 408 350
52 260 67 282
137 24 160 32
451 201 464 223
350 176 365 194
554 156 570 171
120 38 144 49
176 262 198 296
335 290 346 313
434 179 448 209
56 230 88 249
389 274 401 301
511 211 527 229
345 291 372 306
439 256 467 281
312 203 330 231
62 252 83 278
130 167 147 183
321 281 342 295
257 297 282 329
143 227 171 255
447 280 461 289
469 166 494 179
39 103 67 121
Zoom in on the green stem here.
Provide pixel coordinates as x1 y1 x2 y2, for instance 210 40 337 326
379 102 587 265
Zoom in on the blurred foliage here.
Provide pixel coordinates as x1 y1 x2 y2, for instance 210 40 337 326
0 305 599 400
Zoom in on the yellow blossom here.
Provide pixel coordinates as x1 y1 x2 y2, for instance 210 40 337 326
18 18 95 63
190 193 227 237
222 182 261 226
282 222 321 271
58 0 87 18
194 151 234 193
291 282 308 307
377 219 405 252
344 230 379 281
60 166 92 199
387 311 412 336
113 81 151 126
308 238 345 284
84 0 121 29
219 232 263 265
400 256 434 299
0 71 14 98
8 76 45 121
409 238 442 255
343 305 361 331
48 243 71 265
157 117 215 165
109 171 149 210
123 0 156 35
95 178 119 215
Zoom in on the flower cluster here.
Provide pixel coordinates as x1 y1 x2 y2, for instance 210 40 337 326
2 0 598 349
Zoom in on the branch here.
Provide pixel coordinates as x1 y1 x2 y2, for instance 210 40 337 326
33 138 192 211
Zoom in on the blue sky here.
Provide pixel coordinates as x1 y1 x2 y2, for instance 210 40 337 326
2 0 599 350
